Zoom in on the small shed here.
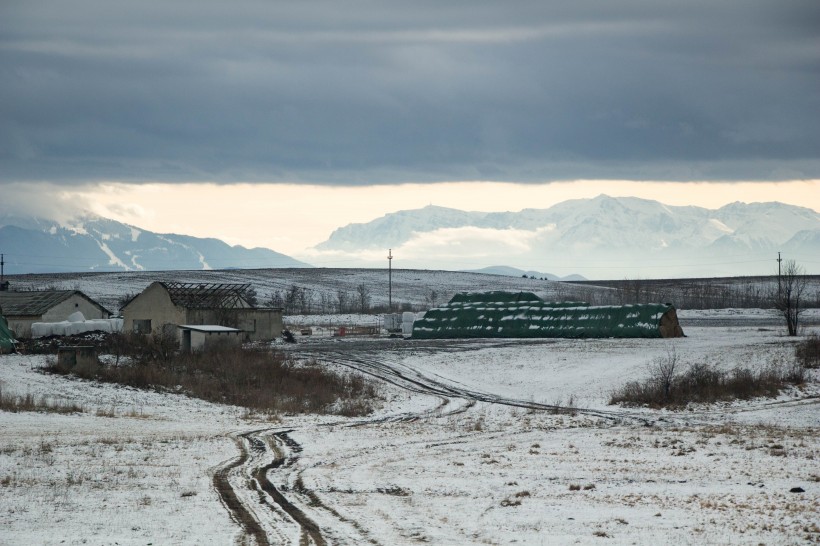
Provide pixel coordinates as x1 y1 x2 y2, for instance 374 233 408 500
178 325 243 352
412 291 684 339
0 290 111 338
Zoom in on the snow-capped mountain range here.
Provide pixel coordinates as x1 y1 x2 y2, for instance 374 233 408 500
0 214 309 274
2 195 818 277
314 195 820 277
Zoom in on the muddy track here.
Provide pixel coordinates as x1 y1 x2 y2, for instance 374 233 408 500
251 430 326 546
212 428 326 546
292 346 654 425
212 433 271 546
212 368 472 544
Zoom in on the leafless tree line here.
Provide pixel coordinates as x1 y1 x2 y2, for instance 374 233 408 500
558 273 818 311
267 284 373 315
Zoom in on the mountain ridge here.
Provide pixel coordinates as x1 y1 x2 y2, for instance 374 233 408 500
312 195 820 277
0 213 310 274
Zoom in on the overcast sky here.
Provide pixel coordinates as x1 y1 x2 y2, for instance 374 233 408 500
2 0 819 185
1 1 819 275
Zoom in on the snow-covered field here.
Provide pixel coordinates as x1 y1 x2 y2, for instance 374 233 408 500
1 320 819 545
6 268 574 314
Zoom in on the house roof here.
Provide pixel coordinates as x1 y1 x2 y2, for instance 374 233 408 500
178 324 243 333
161 282 251 310
0 290 110 317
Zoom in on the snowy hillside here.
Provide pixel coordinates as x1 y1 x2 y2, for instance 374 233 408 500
5 268 580 314
0 213 310 274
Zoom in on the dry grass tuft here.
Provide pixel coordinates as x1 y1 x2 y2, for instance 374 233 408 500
0 385 84 415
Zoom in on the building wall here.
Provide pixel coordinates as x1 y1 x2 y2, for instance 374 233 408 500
188 330 242 351
6 315 38 339
184 308 283 341
123 283 185 335
42 294 108 322
236 308 284 341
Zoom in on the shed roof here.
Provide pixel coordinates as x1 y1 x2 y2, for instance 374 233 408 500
178 324 243 333
0 290 110 317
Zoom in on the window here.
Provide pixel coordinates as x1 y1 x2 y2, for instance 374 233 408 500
133 319 152 334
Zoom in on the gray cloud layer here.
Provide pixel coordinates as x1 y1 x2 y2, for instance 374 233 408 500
1 0 818 185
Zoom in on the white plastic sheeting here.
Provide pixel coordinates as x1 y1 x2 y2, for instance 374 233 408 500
401 311 415 336
31 318 124 338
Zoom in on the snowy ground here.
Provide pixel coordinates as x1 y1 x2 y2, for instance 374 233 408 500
1 319 818 545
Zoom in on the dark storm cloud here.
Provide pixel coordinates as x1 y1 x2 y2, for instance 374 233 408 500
1 0 818 184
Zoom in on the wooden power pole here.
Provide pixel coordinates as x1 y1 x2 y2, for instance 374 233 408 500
388 249 393 311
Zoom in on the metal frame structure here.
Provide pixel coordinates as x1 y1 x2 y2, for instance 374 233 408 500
163 282 252 309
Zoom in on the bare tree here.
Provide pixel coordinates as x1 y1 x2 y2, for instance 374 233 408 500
356 283 371 313
650 347 679 402
318 292 331 314
775 259 807 336
424 289 439 309
283 285 303 315
299 288 314 314
242 286 258 307
268 290 284 309
337 290 349 314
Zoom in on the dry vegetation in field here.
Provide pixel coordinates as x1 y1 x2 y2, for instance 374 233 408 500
796 334 820 369
610 348 809 408
44 333 378 416
0 385 84 414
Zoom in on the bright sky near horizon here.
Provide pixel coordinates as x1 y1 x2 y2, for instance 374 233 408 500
64 179 820 260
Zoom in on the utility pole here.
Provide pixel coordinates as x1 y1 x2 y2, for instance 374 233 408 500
0 253 5 291
777 251 782 300
387 249 393 312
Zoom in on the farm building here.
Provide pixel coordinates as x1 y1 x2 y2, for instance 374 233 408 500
122 281 283 342
412 291 684 339
0 290 111 338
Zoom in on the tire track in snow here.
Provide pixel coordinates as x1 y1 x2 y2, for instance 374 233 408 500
212 432 272 546
250 430 327 546
294 346 652 425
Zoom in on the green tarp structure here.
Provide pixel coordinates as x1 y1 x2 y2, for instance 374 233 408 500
412 291 684 339
0 308 16 353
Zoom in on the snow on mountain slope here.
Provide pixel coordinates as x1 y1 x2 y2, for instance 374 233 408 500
312 195 820 277
0 214 310 274
316 205 488 251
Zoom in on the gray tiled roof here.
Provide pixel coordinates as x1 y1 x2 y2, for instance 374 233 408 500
0 290 107 317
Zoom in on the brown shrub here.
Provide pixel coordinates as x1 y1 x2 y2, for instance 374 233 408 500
46 338 378 416
796 335 820 369
610 354 805 408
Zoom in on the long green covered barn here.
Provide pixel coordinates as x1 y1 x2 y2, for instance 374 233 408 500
411 292 684 339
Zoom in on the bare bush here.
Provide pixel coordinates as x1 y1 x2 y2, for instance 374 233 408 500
45 339 379 416
610 355 805 408
796 334 820 369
